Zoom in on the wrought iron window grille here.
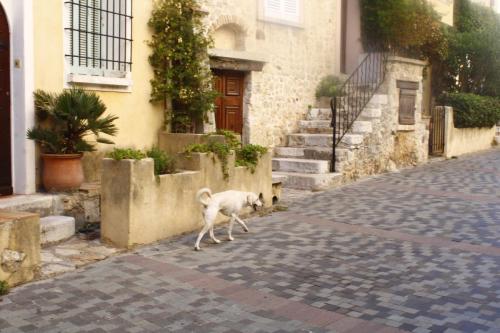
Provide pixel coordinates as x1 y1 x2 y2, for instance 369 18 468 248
64 0 133 77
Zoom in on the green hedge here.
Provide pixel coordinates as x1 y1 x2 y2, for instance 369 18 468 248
438 93 500 128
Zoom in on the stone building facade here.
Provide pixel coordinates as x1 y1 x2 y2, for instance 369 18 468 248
201 0 341 147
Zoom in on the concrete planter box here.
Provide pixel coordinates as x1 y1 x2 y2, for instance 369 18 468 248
101 152 272 248
158 132 225 155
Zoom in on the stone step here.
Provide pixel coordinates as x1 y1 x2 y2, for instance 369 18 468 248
0 194 61 217
274 147 305 158
366 94 388 108
273 172 343 191
303 147 352 162
40 215 76 246
351 121 373 134
306 108 332 120
495 136 500 144
288 133 332 147
272 158 330 174
272 174 288 184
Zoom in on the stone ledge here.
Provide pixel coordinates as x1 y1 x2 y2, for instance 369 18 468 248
387 56 427 67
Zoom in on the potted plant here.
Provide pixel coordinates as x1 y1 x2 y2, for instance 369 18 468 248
27 88 118 192
315 75 344 108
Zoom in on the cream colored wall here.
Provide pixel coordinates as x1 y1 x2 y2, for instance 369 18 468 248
33 0 163 152
443 107 496 158
203 0 339 147
429 0 454 25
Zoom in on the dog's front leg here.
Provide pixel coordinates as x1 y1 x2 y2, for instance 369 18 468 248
232 214 249 232
209 226 221 244
228 217 235 241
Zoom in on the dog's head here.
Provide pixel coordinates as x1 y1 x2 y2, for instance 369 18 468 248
247 193 264 211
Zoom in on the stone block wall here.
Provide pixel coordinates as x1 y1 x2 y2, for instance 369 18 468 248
341 56 430 181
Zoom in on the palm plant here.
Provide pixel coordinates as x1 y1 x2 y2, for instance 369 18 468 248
27 88 118 154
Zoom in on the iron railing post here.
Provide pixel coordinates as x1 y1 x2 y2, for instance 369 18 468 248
330 97 337 173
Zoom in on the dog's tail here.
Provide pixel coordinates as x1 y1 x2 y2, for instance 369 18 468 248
196 188 212 207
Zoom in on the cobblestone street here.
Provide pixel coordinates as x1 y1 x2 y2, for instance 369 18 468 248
1 150 499 333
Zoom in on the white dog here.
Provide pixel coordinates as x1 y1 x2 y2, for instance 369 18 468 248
194 188 263 251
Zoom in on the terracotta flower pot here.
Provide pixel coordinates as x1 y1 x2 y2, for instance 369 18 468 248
41 153 84 192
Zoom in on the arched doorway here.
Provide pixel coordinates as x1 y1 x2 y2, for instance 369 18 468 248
0 4 12 196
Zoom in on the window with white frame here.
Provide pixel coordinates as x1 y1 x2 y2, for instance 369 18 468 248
64 0 132 79
262 0 301 24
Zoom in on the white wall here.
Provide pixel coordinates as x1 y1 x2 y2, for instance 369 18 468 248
0 0 36 194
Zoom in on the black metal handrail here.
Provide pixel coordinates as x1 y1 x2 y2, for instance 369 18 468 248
330 51 387 172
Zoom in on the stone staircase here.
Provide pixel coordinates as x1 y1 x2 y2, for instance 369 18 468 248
273 94 387 191
0 194 75 246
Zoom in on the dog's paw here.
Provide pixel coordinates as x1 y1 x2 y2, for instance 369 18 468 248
194 246 201 251
244 228 249 233
213 239 221 244
228 236 234 241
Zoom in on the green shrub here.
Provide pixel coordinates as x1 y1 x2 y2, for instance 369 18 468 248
146 146 176 175
107 147 176 175
184 140 267 179
315 75 344 99
185 142 232 179
236 144 268 172
107 148 146 160
0 280 9 296
438 93 500 128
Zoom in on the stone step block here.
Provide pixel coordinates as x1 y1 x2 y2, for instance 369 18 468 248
273 171 343 191
306 108 332 120
351 121 373 134
272 158 330 174
299 120 331 133
360 107 382 119
40 216 76 246
302 147 352 162
0 194 60 217
366 94 388 108
288 134 333 147
272 174 288 184
274 147 305 158
341 134 364 146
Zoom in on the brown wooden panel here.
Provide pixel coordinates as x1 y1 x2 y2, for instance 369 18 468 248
0 4 12 196
212 70 244 134
399 92 416 125
429 106 445 155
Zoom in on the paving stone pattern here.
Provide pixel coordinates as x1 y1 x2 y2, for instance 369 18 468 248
1 149 499 332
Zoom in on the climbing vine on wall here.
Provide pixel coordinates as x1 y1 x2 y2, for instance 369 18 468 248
148 0 218 133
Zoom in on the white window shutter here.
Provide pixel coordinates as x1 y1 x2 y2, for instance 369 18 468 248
282 0 299 22
264 0 282 18
264 0 300 23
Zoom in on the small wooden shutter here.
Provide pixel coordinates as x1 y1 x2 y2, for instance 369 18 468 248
397 81 418 125
264 0 282 18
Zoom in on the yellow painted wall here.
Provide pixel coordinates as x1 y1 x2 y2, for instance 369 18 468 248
33 0 163 152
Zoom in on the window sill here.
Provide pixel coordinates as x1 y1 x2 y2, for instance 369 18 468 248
67 74 133 92
258 16 304 29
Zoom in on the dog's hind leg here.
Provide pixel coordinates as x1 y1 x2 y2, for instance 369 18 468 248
209 226 221 244
228 217 235 241
232 214 249 232
194 223 210 251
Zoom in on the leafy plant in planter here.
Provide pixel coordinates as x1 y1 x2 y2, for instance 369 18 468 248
148 0 218 133
315 75 344 99
27 88 118 191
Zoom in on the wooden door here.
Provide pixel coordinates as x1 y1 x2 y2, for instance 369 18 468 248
0 5 12 196
213 70 244 134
